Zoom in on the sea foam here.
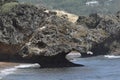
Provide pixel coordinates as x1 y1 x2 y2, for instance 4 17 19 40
0 63 39 79
15 63 40 69
104 55 120 59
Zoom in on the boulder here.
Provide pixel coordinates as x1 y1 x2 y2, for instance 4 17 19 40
19 15 83 67
0 3 83 67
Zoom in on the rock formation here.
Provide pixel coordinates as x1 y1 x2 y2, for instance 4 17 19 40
0 3 47 58
18 15 84 67
0 2 83 67
76 13 120 56
0 1 120 68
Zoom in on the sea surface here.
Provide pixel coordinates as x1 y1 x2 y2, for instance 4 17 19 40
0 55 120 80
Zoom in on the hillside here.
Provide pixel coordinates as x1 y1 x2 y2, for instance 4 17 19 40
18 0 120 15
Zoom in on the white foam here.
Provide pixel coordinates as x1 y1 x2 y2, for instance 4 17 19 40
0 63 40 79
15 63 40 69
1 68 17 75
0 67 17 80
104 55 120 59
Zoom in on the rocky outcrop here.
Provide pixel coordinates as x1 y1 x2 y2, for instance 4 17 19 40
76 13 120 56
0 1 120 68
0 3 47 55
0 3 83 67
52 10 78 23
76 13 102 29
18 15 84 67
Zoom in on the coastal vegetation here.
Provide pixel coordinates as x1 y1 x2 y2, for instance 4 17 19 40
0 2 18 13
18 0 120 15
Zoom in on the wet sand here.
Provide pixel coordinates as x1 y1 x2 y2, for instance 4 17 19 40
0 62 20 70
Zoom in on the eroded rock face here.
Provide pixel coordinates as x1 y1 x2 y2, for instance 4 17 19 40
0 3 83 67
19 16 75 56
0 2 120 67
0 4 48 60
18 15 84 67
76 13 102 29
76 13 120 56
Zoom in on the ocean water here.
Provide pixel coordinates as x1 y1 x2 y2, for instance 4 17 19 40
0 55 120 80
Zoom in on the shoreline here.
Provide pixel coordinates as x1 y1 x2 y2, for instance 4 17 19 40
0 62 20 70
0 62 21 80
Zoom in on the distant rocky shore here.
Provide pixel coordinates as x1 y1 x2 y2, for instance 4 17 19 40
0 0 119 68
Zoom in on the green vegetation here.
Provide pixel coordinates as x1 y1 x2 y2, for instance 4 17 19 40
0 0 18 6
18 0 120 15
0 2 18 13
18 0 87 15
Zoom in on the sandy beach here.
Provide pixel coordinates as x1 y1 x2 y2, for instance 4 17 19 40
0 62 20 70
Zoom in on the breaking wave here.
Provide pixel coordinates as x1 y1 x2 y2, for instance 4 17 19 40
104 55 120 59
0 63 40 80
15 63 40 69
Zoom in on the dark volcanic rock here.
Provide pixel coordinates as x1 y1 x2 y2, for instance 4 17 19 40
0 2 120 68
0 4 47 61
93 14 120 55
0 3 83 67
76 13 120 56
19 15 83 67
71 25 109 57
20 16 74 56
76 13 102 29
0 4 47 55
